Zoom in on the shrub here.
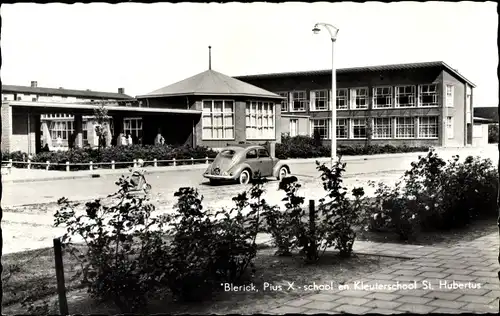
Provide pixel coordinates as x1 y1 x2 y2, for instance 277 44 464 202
164 181 262 301
54 171 170 313
488 124 499 143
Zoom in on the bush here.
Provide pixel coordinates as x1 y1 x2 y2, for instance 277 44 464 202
363 149 499 240
488 124 499 143
54 171 171 312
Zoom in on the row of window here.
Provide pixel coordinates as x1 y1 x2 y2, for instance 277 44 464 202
44 117 142 141
202 100 276 140
277 84 453 112
300 116 451 140
2 94 114 103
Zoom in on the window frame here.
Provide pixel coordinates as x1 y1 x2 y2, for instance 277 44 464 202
446 116 454 139
418 84 439 107
309 89 329 111
418 116 439 139
336 118 348 139
245 101 276 140
395 85 416 108
349 87 369 110
289 118 298 137
445 84 454 108
277 91 289 112
336 88 349 110
350 118 367 139
310 118 330 140
123 117 143 140
290 90 307 112
372 86 393 109
202 99 236 140
372 117 393 139
395 117 416 139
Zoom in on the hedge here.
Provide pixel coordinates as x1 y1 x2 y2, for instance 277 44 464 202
275 135 430 159
2 145 219 171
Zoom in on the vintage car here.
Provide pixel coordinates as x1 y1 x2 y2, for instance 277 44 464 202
203 144 291 185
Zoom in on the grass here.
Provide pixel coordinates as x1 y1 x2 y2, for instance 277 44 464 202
2 247 405 315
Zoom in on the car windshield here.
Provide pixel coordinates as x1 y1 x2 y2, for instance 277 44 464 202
219 150 236 158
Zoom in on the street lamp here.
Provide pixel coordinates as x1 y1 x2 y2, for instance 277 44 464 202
313 23 339 167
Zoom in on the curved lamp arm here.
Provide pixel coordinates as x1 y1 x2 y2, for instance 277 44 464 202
312 23 339 42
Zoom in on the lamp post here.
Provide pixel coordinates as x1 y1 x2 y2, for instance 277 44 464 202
312 23 339 167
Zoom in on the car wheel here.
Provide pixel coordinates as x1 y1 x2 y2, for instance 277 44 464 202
239 169 251 185
277 166 288 180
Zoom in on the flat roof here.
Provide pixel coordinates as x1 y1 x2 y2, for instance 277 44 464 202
4 101 202 115
234 61 476 88
2 85 133 99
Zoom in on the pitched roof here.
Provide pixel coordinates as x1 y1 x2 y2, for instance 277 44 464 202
1 84 133 100
137 69 283 99
474 107 498 123
234 61 476 88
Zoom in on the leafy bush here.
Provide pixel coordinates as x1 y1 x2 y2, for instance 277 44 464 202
164 182 262 301
363 149 499 240
54 171 170 312
488 124 499 143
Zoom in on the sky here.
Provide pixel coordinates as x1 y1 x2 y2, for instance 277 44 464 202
1 2 498 107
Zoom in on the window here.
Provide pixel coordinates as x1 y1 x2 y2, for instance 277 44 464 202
246 149 258 159
373 117 393 139
446 116 454 139
337 89 348 110
311 119 330 139
337 118 348 139
50 120 74 141
395 86 416 107
289 119 298 137
220 149 236 158
373 87 393 108
202 100 235 140
291 91 307 111
123 117 143 139
82 121 88 140
258 148 270 158
418 116 439 138
418 84 438 107
310 90 329 111
277 92 289 112
351 118 367 139
446 85 454 107
350 88 368 109
396 117 415 138
246 101 275 139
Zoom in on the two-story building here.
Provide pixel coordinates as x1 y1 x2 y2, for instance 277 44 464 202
235 61 476 148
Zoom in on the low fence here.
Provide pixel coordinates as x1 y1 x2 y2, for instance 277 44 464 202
0 157 215 172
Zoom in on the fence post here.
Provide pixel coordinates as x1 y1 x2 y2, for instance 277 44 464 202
308 199 317 262
191 157 194 165
46 160 50 171
133 159 138 168
89 161 93 171
154 158 157 167
172 158 176 167
9 159 13 168
111 160 115 170
27 159 31 170
53 238 69 315
205 156 209 165
66 161 70 172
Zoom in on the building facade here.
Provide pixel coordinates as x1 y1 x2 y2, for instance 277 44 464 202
235 61 476 148
1 81 134 151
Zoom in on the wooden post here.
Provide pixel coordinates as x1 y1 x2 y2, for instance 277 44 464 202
133 159 137 168
66 161 70 172
111 160 115 170
205 156 209 165
53 238 69 315
172 158 176 167
8 159 12 168
154 159 157 167
191 157 194 165
46 160 50 171
27 159 31 170
308 199 317 262
89 161 93 171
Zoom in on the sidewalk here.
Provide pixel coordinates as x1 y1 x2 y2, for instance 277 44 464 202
269 232 499 314
1 145 495 183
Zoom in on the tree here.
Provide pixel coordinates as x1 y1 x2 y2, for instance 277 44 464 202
92 102 110 154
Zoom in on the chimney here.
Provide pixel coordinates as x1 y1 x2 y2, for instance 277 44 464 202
118 88 125 94
31 81 38 88
208 46 211 70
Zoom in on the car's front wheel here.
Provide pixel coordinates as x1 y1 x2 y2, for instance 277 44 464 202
239 169 251 185
277 166 289 180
